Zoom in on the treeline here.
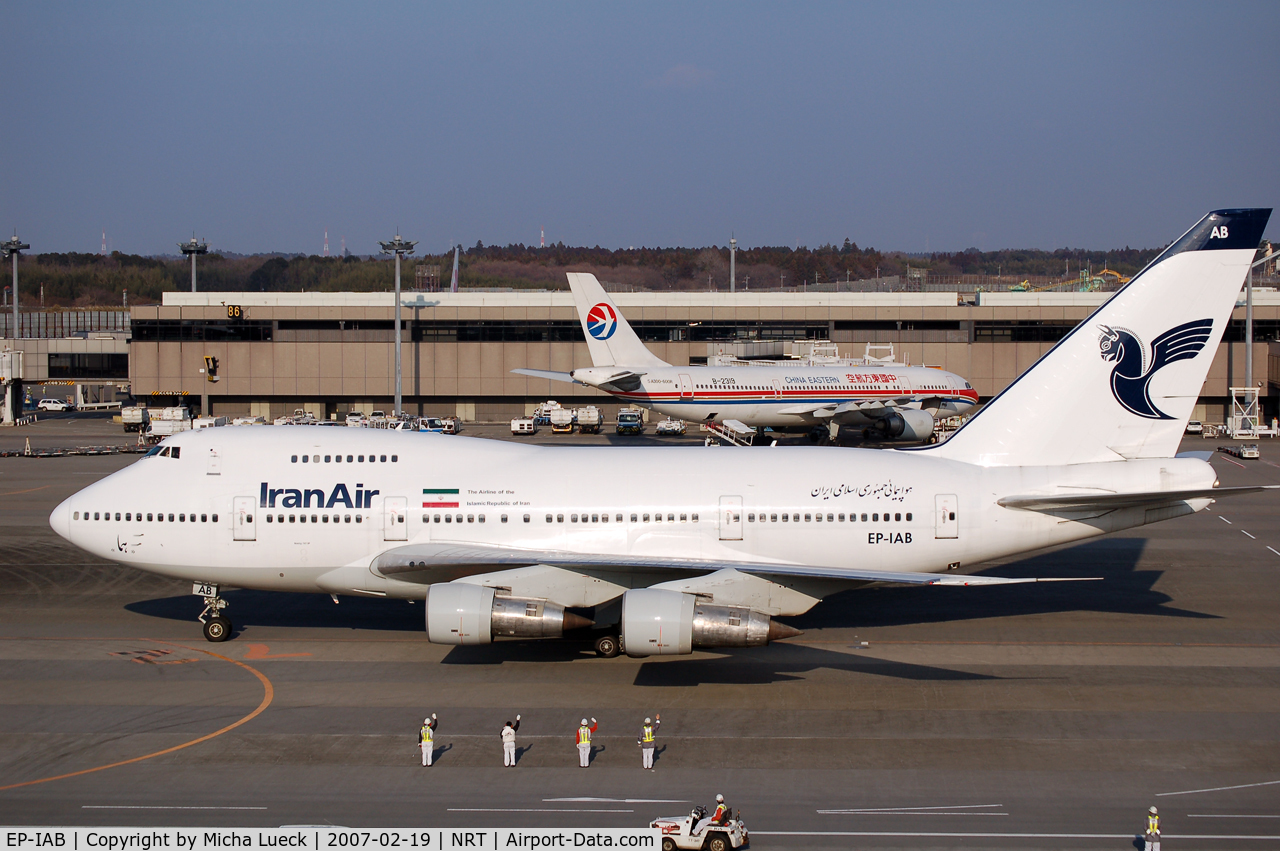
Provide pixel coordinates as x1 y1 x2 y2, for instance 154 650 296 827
11 241 1171 307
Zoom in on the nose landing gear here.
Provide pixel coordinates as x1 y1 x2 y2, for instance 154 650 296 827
196 584 233 642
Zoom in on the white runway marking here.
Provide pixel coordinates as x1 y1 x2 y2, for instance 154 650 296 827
819 804 1006 816
1158 778 1280 797
1268 546 1280 557
449 808 633 814
1242 530 1256 539
1220 515 1234 524
545 797 688 803
1189 814 1280 819
82 806 267 810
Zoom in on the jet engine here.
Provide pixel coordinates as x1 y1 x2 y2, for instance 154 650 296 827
424 582 592 645
619 588 801 657
877 408 935 441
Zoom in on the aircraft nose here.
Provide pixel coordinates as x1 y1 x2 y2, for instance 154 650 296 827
49 497 72 541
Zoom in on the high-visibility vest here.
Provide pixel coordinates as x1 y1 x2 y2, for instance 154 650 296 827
1147 815 1159 835
642 725 655 743
421 725 433 743
578 725 591 744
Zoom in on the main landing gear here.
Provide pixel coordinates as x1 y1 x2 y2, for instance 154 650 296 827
594 633 621 658
197 584 233 642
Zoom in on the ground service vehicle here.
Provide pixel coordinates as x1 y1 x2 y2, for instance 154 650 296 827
651 807 748 851
510 417 537 435
576 406 603 434
1186 420 1203 434
550 407 575 433
37 398 72 412
617 409 644 435
419 418 447 433
1220 444 1260 459
441 417 459 434
122 406 150 432
656 417 687 436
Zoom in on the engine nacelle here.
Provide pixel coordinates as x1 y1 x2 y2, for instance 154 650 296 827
879 408 935 441
424 583 590 645
620 588 801 657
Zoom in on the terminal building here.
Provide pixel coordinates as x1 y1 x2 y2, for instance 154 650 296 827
3 288 1277 424
114 288 1280 424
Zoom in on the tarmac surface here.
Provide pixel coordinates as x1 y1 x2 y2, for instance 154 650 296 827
2 416 1279 848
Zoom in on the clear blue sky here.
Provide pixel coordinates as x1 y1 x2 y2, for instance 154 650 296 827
1 1 1276 256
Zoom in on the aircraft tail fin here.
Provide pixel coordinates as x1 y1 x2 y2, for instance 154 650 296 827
930 208 1271 467
566 273 669 368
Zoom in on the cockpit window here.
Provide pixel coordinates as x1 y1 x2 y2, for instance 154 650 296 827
159 447 170 457
144 447 162 457
170 447 180 459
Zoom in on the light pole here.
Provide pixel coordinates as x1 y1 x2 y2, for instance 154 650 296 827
180 236 208 292
2 235 30 343
379 232 417 416
729 236 737 293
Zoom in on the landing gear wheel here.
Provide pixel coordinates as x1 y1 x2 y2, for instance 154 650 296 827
203 616 232 642
661 839 676 851
594 634 620 658
706 835 728 851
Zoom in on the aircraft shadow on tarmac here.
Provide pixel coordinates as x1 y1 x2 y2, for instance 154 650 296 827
789 537 1216 631
124 536 1214 651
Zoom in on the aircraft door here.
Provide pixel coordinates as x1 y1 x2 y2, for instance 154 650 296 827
384 496 408 541
719 495 743 541
205 445 221 476
679 374 693 399
232 496 256 541
771 379 782 399
935 494 958 539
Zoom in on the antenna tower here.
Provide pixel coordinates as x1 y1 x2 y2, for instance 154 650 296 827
323 229 330 257
101 230 107 256
540 226 545 248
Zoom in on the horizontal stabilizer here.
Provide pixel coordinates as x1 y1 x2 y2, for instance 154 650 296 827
511 368 575 383
372 542 1095 588
997 485 1276 512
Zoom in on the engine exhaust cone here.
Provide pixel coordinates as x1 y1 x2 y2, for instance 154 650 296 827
562 612 595 631
767 620 803 641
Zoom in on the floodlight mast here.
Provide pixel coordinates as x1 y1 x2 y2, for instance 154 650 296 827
180 236 208 292
1 235 30 344
378 232 417 416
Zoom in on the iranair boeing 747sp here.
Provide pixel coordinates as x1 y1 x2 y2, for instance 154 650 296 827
51 210 1274 659
511 272 978 442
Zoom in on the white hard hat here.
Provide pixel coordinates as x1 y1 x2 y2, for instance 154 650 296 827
645 717 652 724
716 794 724 803
424 717 430 723
581 718 589 725
1149 806 1157 814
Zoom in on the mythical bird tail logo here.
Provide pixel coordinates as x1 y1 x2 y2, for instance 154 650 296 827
1098 319 1213 419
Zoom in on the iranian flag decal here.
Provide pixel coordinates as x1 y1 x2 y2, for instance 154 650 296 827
423 488 459 508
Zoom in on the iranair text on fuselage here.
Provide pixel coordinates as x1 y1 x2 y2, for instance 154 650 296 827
259 481 380 509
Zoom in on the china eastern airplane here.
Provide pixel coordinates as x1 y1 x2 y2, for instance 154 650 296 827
511 272 979 442
51 209 1273 659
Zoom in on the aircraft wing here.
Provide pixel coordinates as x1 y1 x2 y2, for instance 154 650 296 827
997 485 1277 512
777 399 920 418
372 542 1095 587
510 368 576 383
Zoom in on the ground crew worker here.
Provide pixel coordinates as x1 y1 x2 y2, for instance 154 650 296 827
419 713 437 767
501 714 521 767
637 714 660 770
1145 806 1161 851
576 717 597 767
695 794 728 836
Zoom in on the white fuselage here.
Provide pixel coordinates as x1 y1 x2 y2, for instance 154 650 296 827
589 363 979 427
50 428 1214 605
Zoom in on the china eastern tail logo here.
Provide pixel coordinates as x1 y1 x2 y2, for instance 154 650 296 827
586 303 617 340
1098 318 1213 419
